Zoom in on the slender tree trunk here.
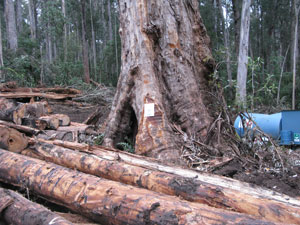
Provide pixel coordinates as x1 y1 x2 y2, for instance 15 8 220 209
16 0 23 34
292 0 300 110
235 0 251 108
107 0 113 41
62 0 67 62
90 0 97 78
28 0 37 40
232 0 241 56
4 0 18 51
101 0 107 82
218 0 233 97
0 16 4 81
114 12 119 78
277 46 289 105
103 0 215 165
80 0 90 84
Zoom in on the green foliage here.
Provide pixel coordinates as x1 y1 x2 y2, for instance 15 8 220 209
94 133 105 145
116 142 135 154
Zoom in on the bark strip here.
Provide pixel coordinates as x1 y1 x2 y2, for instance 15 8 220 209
0 149 279 225
25 139 300 224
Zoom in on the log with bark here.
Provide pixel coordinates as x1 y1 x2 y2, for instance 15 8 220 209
0 187 74 225
0 149 280 225
0 98 51 125
0 120 40 135
0 125 28 153
24 139 300 224
0 92 77 100
0 86 81 95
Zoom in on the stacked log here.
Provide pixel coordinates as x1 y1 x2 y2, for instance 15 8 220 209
0 150 282 225
0 187 73 225
23 139 300 224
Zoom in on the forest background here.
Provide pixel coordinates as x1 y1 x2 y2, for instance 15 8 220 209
0 0 298 111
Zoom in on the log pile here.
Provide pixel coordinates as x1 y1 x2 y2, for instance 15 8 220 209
0 85 300 224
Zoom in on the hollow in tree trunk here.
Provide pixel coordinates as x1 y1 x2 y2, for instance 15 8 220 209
103 0 215 165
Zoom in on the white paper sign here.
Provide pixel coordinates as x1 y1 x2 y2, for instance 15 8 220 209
144 103 155 117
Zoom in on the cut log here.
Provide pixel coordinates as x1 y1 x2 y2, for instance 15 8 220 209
25 139 300 224
0 98 19 123
39 115 60 130
57 122 97 135
0 126 28 153
36 130 75 142
0 92 77 100
22 118 48 130
0 87 81 95
52 114 70 126
14 101 52 125
0 120 40 135
0 150 280 225
0 98 51 125
0 187 74 225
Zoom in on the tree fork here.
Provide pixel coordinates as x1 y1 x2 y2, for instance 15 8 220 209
0 150 281 225
103 0 216 164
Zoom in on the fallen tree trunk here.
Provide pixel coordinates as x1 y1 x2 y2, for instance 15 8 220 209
57 122 97 135
0 187 74 225
36 130 75 142
0 125 28 152
0 92 77 100
25 139 300 224
0 149 279 225
0 87 81 95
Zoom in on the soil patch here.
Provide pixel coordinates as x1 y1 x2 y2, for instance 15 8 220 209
213 157 300 197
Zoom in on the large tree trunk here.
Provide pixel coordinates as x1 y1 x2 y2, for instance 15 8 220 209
4 0 18 52
0 149 282 225
24 139 300 224
0 187 73 225
103 0 215 164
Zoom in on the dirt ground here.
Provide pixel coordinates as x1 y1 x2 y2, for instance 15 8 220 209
213 157 300 197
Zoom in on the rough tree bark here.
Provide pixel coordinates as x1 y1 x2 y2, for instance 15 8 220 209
291 0 300 109
16 0 23 34
0 15 3 80
24 139 300 224
80 0 90 84
4 0 18 51
0 187 73 225
103 0 215 164
232 0 242 56
235 0 251 108
28 0 37 40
